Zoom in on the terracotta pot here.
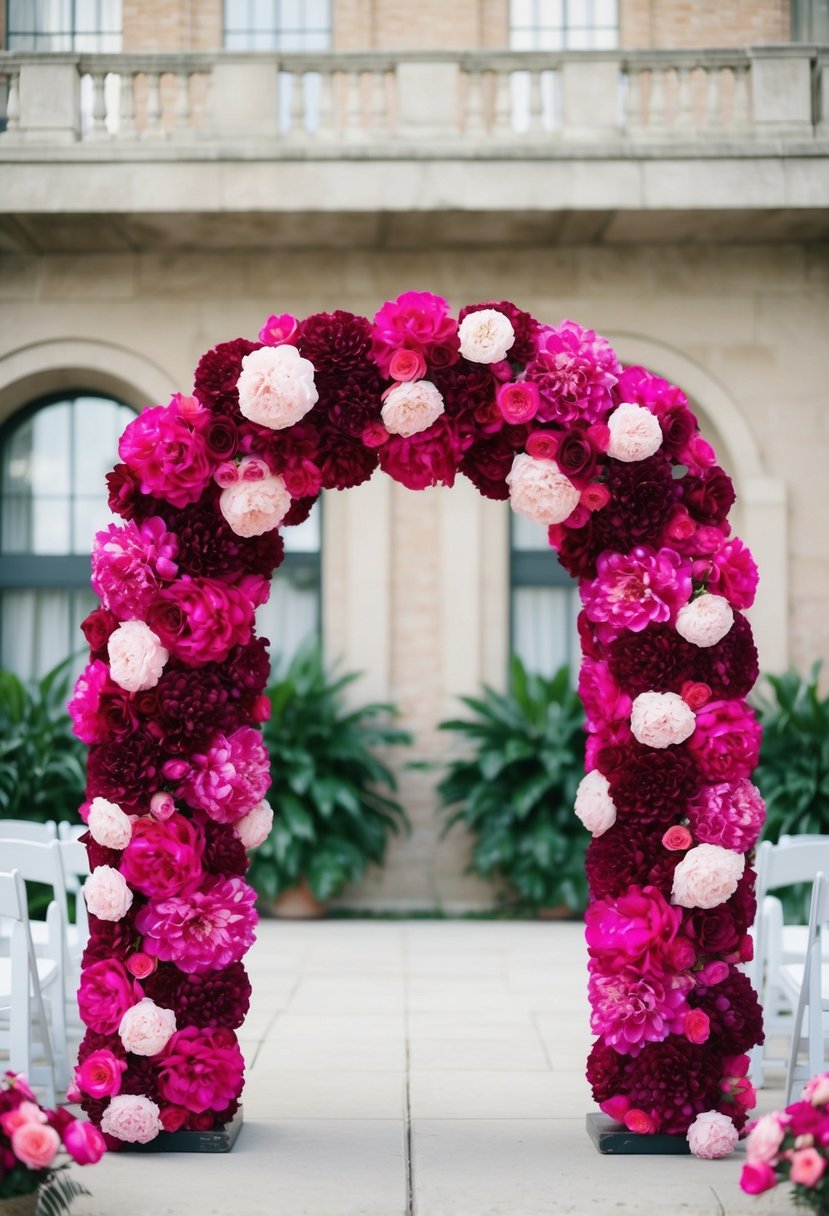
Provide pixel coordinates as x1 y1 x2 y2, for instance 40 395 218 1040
0 1191 40 1216
537 903 576 921
270 878 327 919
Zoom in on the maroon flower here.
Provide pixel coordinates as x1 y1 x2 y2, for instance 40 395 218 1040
586 1039 626 1104
81 608 119 659
203 417 239 461
86 735 161 812
201 819 250 878
594 455 678 552
607 624 695 698
150 667 240 753
691 613 759 700
379 418 467 491
585 823 662 901
322 374 385 440
106 463 155 522
120 1057 161 1103
80 917 137 967
459 431 516 500
164 497 285 584
681 467 736 525
607 743 700 827
194 338 260 416
224 638 272 701
173 962 252 1030
317 431 378 491
556 426 599 484
621 1040 719 1135
299 311 376 379
689 971 764 1056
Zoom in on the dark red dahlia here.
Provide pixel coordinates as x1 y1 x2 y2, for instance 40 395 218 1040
586 1039 626 1104
203 416 239 461
121 1056 161 1102
298 311 376 379
86 736 161 812
320 372 384 440
193 338 260 416
691 612 759 700
607 624 696 698
80 916 137 966
681 467 735 526
585 823 662 900
378 417 468 491
621 1039 719 1134
552 517 603 579
78 1028 126 1063
433 361 499 430
609 744 700 827
282 494 318 528
689 971 764 1056
150 667 240 753
457 300 539 366
106 462 157 522
224 637 272 701
460 432 515 500
318 430 378 491
164 497 285 583
141 963 181 1010
202 820 250 878
592 455 678 552
173 962 252 1030
80 832 124 873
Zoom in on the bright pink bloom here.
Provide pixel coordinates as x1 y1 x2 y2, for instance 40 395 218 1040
119 404 213 508
120 812 203 899
12 1121 60 1169
158 1027 245 1113
687 700 762 783
585 885 683 974
525 430 559 461
147 578 255 667
588 965 692 1054
526 319 620 425
68 660 110 744
497 381 540 424
258 313 298 346
388 347 427 381
684 1008 711 1044
371 291 458 375
61 1118 107 1165
790 1147 826 1187
172 726 270 824
708 537 759 611
662 826 692 851
135 876 258 974
624 1108 657 1135
78 959 141 1034
687 778 765 853
580 546 692 644
740 1161 778 1194
75 1049 127 1099
578 658 632 732
0 1101 46 1136
91 517 179 620
126 952 157 980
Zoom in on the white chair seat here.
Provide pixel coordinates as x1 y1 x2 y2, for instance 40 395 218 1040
30 920 80 951
0 954 59 1001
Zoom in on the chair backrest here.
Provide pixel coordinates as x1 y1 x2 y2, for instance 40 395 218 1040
0 819 58 843
0 868 28 921
57 821 86 843
0 838 68 924
756 839 829 898
57 838 90 937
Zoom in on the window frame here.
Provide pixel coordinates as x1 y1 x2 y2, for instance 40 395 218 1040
223 0 332 51
5 0 123 51
508 510 577 678
509 0 619 50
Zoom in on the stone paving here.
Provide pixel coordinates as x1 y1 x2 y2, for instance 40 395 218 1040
68 920 792 1215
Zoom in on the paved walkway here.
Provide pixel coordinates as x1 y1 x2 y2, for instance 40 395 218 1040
69 920 791 1215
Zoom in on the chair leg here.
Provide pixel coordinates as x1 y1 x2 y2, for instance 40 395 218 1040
786 958 811 1105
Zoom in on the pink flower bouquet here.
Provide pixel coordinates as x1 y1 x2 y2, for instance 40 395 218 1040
740 1073 829 1211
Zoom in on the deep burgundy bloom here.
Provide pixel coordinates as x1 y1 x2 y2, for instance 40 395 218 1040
460 431 517 500
193 338 260 416
586 1039 626 1104
457 300 538 365
80 916 137 967
106 463 156 522
120 1057 161 1103
164 497 285 584
298 311 377 379
203 417 239 461
224 638 272 702
150 667 240 753
322 374 385 439
689 971 764 1056
86 736 161 812
282 494 319 528
681 467 736 525
317 430 378 490
683 903 743 957
691 612 759 700
434 361 499 433
81 835 125 873
173 962 252 1030
607 624 696 698
379 418 466 491
606 743 700 827
141 963 181 1011
585 823 663 901
81 607 119 659
202 819 250 878
551 516 604 579
594 455 678 552
621 1040 719 1134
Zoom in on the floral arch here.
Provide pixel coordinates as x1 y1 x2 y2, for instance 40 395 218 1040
69 295 763 1153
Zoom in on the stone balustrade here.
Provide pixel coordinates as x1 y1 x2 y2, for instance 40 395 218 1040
0 45 826 151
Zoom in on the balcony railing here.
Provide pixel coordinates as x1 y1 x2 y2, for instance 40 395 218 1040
0 46 826 152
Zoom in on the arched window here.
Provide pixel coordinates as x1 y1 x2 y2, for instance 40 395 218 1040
510 511 579 677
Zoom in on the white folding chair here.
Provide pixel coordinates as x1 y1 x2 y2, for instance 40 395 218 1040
55 837 90 1029
0 839 70 1092
0 819 58 843
749 838 829 1086
784 872 829 1103
57 821 87 896
0 869 60 1107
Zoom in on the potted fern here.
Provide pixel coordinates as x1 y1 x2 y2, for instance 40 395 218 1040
438 657 587 916
250 645 411 916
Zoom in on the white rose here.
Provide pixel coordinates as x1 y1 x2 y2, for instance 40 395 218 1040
381 380 445 437
237 344 319 431
672 843 745 910
87 797 133 850
235 799 274 849
219 475 291 538
457 309 515 364
108 620 168 693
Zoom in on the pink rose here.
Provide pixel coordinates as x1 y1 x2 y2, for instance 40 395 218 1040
675 594 734 648
0 1101 47 1136
100 1094 162 1144
585 885 682 972
507 453 580 526
687 699 761 782
119 997 177 1057
235 798 274 849
624 1109 657 1134
61 1118 107 1165
258 312 298 346
687 1111 738 1159
580 482 610 512
457 308 515 363
574 770 617 837
381 379 445 437
497 381 539 424
118 405 212 509
236 344 318 430
83 865 134 922
746 1113 787 1163
790 1147 826 1187
150 791 176 821
681 681 711 710
740 1161 777 1194
219 469 291 538
388 348 426 381
107 620 168 693
606 402 663 462
11 1121 60 1169
684 1008 711 1045
709 537 758 610
78 959 141 1034
126 951 157 980
671 843 745 910
662 825 692 851
525 430 559 461
87 796 133 850
630 690 696 749
120 812 203 899
76 1049 127 1099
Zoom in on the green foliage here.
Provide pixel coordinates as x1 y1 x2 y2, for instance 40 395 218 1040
438 656 587 914
249 644 412 906
753 664 829 841
36 1172 91 1216
0 661 86 824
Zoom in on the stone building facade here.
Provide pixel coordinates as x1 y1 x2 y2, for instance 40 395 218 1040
1 0 827 907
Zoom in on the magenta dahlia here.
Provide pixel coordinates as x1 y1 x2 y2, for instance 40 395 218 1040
91 517 179 620
158 1027 245 1113
585 885 683 974
136 876 257 974
525 319 620 425
687 778 765 853
580 546 692 644
173 726 270 824
588 964 692 1055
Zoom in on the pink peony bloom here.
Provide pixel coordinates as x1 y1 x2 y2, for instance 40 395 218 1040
526 319 620 425
388 347 427 381
687 779 765 853
506 453 581 526
120 812 203 899
0 1101 46 1136
708 537 759 611
804 1074 829 1106
258 313 298 346
68 660 111 744
219 469 291 538
687 699 762 783
371 290 458 376
740 1161 777 1194
497 381 539 424
119 997 177 1057
662 825 693 851
580 547 692 644
173 727 270 824
78 959 141 1034
457 308 515 364
84 865 134 922
588 965 691 1054
75 1049 127 1099
578 658 632 733
630 691 696 749
91 517 179 621
746 1113 787 1163
574 770 617 837
672 843 745 910
119 404 212 509
687 1111 738 1159
158 1027 245 1113
381 380 445 438
100 1094 162 1144
107 620 168 693
235 799 274 849
606 402 663 462
135 876 258 974
236 344 318 430
790 1147 826 1187
585 885 683 973
87 796 133 850
675 594 734 648
12 1121 60 1169
147 578 255 668
61 1118 107 1165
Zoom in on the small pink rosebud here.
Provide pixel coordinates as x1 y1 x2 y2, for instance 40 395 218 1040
258 313 298 346
161 759 189 782
685 1008 711 1045
586 423 610 453
150 791 176 820
666 509 696 541
250 694 271 723
170 393 203 421
698 961 730 986
525 429 558 460
691 559 712 582
662 825 693 852
240 456 270 482
497 381 540 425
159 1106 189 1133
361 422 390 449
564 504 590 530
624 1109 657 1135
683 433 717 469
695 525 726 555
66 1080 83 1103
580 482 611 512
681 680 711 709
489 359 514 383
601 1095 631 1123
214 461 239 488
388 347 427 382
126 952 157 980
667 936 697 971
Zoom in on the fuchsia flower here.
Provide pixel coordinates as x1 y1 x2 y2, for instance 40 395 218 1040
119 813 203 899
119 403 213 508
371 290 458 375
78 959 141 1034
158 1027 245 1113
687 699 762 782
91 517 179 620
687 779 765 853
708 537 759 610
172 726 270 824
525 319 620 425
580 547 692 643
75 1049 127 1099
588 965 692 1054
135 876 258 974
258 313 298 346
147 578 255 667
585 885 683 973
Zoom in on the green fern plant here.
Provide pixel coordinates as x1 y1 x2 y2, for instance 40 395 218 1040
36 1173 91 1216
438 657 587 914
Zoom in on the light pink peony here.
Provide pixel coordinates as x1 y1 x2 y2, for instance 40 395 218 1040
671 843 745 910
119 997 177 1057
687 778 765 853
87 796 133 850
235 798 274 849
630 690 696 749
457 308 515 363
107 619 169 693
236 344 318 430
574 770 617 837
172 727 270 825
746 1112 786 1163
100 1094 162 1144
11 1121 60 1169
506 453 580 526
84 865 134 921
0 1102 46 1136
219 472 291 538
687 1111 739 1159
805 1074 829 1106
606 402 663 462
381 380 445 437
675 594 734 648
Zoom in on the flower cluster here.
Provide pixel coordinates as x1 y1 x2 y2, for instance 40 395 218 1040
74 296 762 1147
740 1073 829 1208
0 1071 105 1202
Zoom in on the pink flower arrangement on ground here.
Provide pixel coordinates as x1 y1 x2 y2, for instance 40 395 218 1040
740 1072 829 1209
73 295 762 1146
